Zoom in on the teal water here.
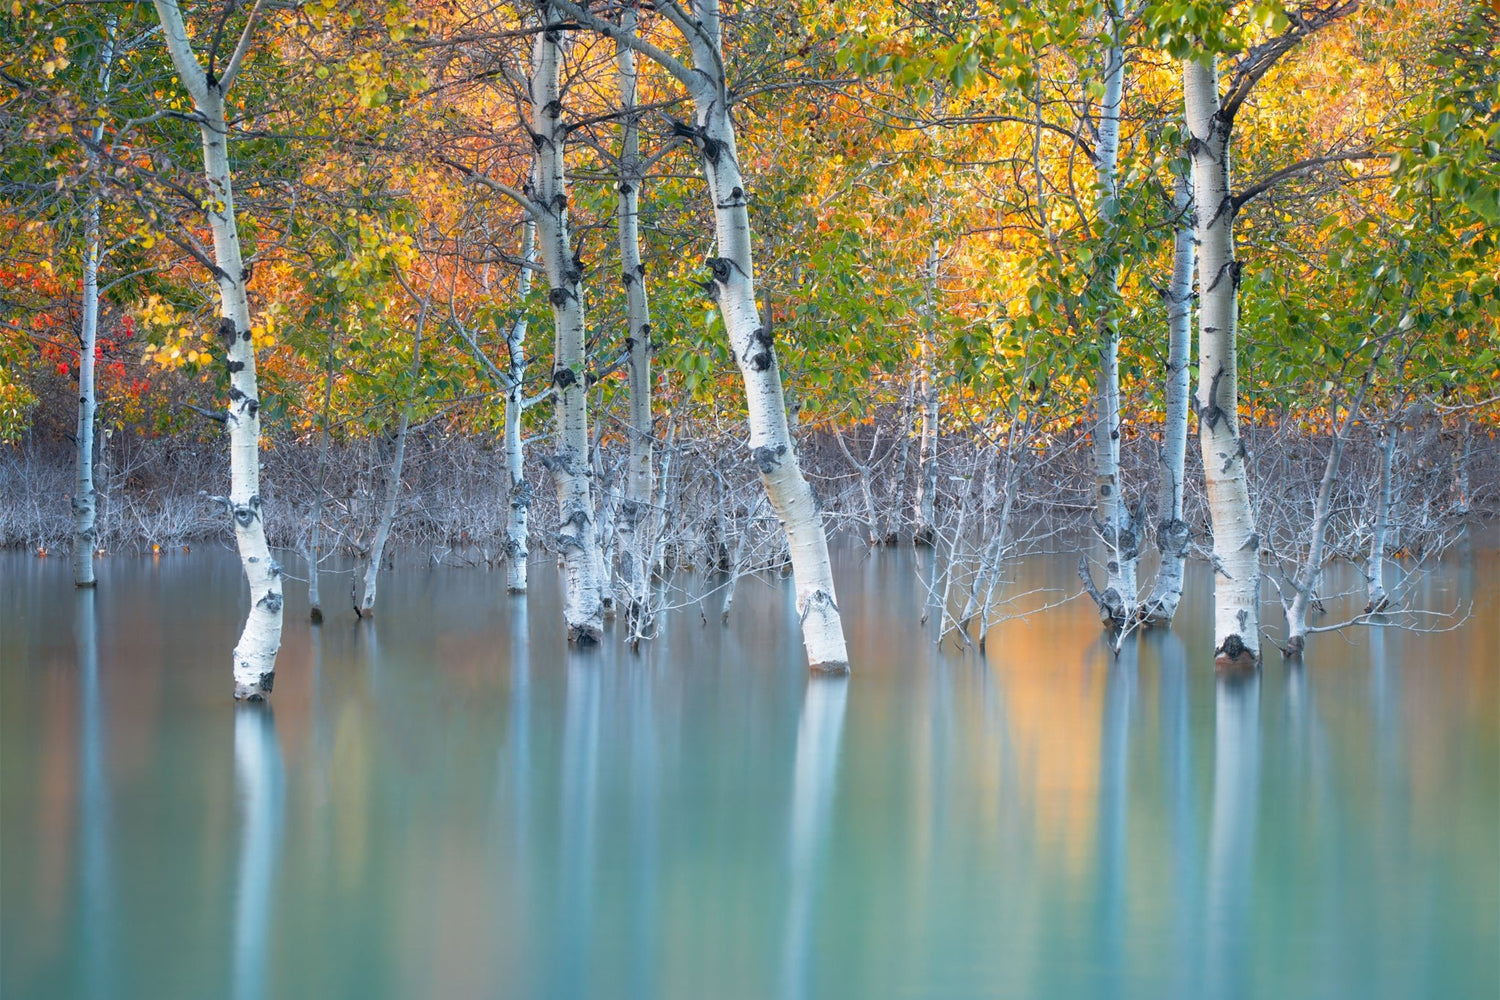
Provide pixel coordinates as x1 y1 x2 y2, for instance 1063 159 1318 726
2 544 1496 998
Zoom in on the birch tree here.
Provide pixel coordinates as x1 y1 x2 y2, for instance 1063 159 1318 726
150 0 281 699
356 278 431 618
1085 0 1138 627
612 9 655 630
1177 0 1357 668
503 221 537 594
532 12 605 643
553 0 851 672
1139 172 1195 626
71 17 118 589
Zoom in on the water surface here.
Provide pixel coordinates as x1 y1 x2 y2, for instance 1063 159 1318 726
2 544 1496 998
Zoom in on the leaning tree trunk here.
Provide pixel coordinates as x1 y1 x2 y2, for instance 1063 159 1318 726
614 10 655 631
1365 424 1398 613
531 15 604 644
1284 324 1393 653
1088 1 1138 627
680 0 848 671
913 237 941 545
305 333 335 623
1185 55 1259 671
73 17 116 588
152 0 280 699
357 298 426 618
1141 173 1196 626
504 221 536 593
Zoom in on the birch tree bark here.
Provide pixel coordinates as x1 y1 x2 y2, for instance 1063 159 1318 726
73 18 117 589
305 335 335 623
913 237 941 546
675 2 848 671
151 0 281 699
504 221 536 594
1088 0 1138 626
1184 55 1260 670
1365 424 1398 613
613 9 655 629
356 296 427 618
1141 174 1195 626
531 14 604 643
544 0 851 670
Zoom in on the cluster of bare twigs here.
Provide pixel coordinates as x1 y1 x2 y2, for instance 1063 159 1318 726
3 409 1492 643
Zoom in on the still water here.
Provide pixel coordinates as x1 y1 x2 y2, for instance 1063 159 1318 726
2 543 1496 999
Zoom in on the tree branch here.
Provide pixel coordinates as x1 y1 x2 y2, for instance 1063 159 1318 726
545 0 697 90
220 0 268 95
1232 150 1386 212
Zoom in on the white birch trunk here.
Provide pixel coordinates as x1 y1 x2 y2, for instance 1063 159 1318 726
913 238 941 545
358 417 408 616
1142 173 1195 626
681 1 849 671
1284 331 1390 652
1089 4 1138 626
72 19 116 588
306 342 334 622
357 300 425 617
887 385 913 544
531 16 604 644
73 193 102 588
1365 426 1398 612
504 222 536 593
614 10 655 629
1185 56 1260 670
152 0 281 699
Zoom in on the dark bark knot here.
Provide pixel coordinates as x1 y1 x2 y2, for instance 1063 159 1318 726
226 360 244 374
799 589 840 622
706 256 733 284
510 478 533 510
548 287 575 308
752 444 786 474
746 325 774 372
551 366 578 390
217 317 238 348
256 590 283 614
545 99 563 119
701 136 722 163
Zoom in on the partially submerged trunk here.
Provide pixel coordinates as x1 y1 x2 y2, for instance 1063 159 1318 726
1365 425 1399 613
913 238 941 545
73 191 102 588
614 12 655 630
678 1 849 671
356 298 427 618
1185 56 1260 671
1283 326 1392 654
532 15 604 644
305 339 335 623
504 222 536 594
152 0 281 699
1087 0 1139 627
72 18 117 588
1141 173 1196 627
